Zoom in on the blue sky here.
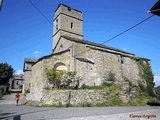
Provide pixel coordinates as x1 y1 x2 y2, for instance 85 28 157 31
0 0 160 86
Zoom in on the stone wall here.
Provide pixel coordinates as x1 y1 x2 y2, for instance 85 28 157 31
76 49 122 86
53 36 143 86
27 89 108 106
23 71 31 94
29 51 70 101
28 36 150 103
122 57 141 86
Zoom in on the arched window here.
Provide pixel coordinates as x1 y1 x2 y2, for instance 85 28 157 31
54 62 68 71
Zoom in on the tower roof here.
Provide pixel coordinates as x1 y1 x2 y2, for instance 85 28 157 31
55 3 82 13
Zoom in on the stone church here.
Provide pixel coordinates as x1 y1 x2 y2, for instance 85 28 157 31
24 4 150 101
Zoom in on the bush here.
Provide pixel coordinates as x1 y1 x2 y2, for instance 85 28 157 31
60 72 82 89
0 85 6 96
138 81 146 92
45 68 82 89
45 68 64 88
107 97 125 106
103 71 116 86
155 86 160 99
24 89 30 96
130 57 155 97
80 84 105 90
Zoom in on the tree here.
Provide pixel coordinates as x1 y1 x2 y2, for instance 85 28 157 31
45 68 64 88
0 62 14 85
155 86 160 99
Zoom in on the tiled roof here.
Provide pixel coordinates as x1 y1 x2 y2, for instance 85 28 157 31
24 58 38 63
13 75 24 80
33 49 70 65
62 36 135 56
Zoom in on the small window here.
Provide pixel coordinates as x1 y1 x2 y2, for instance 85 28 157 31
71 22 73 29
59 44 63 50
56 19 58 30
56 25 58 31
68 7 71 11
60 44 63 48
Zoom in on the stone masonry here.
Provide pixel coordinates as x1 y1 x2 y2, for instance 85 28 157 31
25 4 152 104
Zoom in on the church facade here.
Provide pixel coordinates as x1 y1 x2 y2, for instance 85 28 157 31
25 4 150 101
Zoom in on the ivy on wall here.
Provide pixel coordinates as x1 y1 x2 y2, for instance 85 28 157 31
130 56 155 96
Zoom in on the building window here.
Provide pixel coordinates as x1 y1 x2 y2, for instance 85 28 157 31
68 7 71 11
59 44 63 50
56 19 58 31
71 22 73 29
17 81 19 85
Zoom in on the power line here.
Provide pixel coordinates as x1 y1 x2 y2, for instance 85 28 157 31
74 14 155 57
29 0 53 25
100 14 155 45
27 0 155 57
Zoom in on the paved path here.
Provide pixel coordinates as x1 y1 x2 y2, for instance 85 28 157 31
0 89 160 120
0 89 26 105
0 105 160 120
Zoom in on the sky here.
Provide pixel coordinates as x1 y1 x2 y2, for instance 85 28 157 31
0 0 160 86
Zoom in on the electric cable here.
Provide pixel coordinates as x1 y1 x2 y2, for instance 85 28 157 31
28 0 155 58
74 14 155 57
29 0 53 25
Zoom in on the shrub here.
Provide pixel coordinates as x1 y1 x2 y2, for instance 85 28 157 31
138 81 146 92
45 68 64 88
0 85 6 96
60 72 82 89
24 89 30 96
130 56 155 97
80 84 105 90
107 97 125 106
45 69 82 89
103 71 116 86
155 86 160 99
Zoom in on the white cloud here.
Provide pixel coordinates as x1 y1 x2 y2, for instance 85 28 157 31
33 50 41 57
123 47 127 51
16 70 24 75
154 76 160 87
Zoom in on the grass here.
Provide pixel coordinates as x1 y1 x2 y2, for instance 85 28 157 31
27 83 160 107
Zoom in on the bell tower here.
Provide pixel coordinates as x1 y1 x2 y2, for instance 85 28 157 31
52 4 83 50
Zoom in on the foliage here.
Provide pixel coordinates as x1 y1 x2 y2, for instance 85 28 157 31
60 72 82 89
127 91 157 106
45 68 64 88
147 100 160 106
45 68 82 89
102 71 116 86
155 85 160 99
106 84 122 96
80 102 92 107
0 85 6 96
138 60 155 96
138 81 146 92
130 56 155 97
107 97 125 106
24 89 30 96
80 84 105 90
0 62 14 85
